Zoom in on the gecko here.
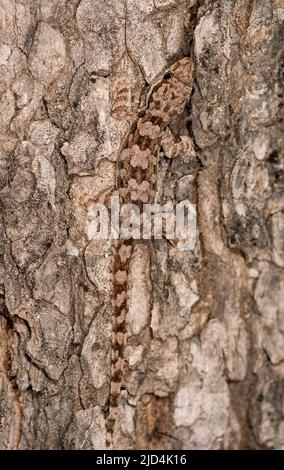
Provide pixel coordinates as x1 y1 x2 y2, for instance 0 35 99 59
106 56 195 447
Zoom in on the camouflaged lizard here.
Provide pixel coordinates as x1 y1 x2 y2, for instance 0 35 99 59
106 57 195 446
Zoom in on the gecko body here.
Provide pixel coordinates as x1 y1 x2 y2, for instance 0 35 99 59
106 57 194 446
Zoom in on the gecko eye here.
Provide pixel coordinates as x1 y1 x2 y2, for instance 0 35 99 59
164 72 172 80
89 73 97 83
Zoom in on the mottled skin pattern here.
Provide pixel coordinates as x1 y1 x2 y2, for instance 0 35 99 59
106 57 194 446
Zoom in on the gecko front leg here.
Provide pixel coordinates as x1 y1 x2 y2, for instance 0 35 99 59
161 127 196 160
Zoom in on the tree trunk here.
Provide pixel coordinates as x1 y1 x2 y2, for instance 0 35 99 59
0 0 283 450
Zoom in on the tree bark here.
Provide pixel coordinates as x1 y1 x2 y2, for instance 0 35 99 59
0 0 283 450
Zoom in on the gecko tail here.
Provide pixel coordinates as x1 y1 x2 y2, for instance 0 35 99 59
105 380 122 447
105 316 126 447
106 240 131 447
106 421 114 447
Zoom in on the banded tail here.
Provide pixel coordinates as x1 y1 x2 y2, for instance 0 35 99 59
106 240 133 447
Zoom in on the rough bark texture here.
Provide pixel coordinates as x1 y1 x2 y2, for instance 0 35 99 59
0 0 283 450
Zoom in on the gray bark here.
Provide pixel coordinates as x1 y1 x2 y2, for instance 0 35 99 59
0 0 283 449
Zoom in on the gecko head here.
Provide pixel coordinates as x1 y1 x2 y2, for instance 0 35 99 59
165 57 194 87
